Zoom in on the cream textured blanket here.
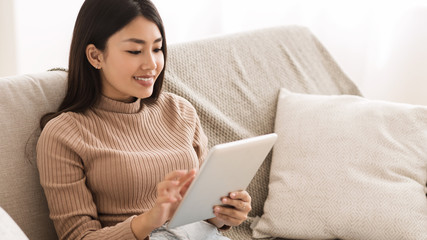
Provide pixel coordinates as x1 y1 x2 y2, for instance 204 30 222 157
0 26 360 240
163 26 361 239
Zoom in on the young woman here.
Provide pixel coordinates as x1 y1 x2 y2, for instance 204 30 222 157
36 0 251 239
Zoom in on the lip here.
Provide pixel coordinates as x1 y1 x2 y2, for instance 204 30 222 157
133 75 155 87
133 75 155 80
138 74 155 78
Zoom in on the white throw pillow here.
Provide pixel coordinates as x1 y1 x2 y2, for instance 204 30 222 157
0 207 29 240
251 89 427 240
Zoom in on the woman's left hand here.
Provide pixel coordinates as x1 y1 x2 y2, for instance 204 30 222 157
209 190 252 228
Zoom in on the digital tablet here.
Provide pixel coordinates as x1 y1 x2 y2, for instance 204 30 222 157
167 133 278 229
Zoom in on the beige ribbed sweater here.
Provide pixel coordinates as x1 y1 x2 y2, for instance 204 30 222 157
37 92 208 240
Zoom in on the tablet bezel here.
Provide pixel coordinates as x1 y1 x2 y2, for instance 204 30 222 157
167 133 278 229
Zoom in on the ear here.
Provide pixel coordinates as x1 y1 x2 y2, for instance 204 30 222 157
86 44 104 69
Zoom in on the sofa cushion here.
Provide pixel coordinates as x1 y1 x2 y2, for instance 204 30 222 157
0 71 67 240
0 26 362 240
162 26 361 239
0 207 29 239
251 89 427 239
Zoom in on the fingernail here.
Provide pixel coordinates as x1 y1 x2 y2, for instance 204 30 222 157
214 206 220 212
230 193 236 198
222 198 227 203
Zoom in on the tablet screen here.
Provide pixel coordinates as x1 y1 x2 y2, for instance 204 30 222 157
167 133 277 229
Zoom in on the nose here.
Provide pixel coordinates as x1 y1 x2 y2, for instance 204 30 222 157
141 51 157 70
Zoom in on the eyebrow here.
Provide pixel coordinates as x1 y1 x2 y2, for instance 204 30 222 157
122 37 162 44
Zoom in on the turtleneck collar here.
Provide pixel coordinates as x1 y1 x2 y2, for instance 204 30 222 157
95 95 143 114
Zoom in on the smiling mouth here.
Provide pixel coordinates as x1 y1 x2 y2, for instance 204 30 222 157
133 76 153 82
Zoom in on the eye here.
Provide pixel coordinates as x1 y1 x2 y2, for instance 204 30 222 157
153 48 163 53
127 50 141 55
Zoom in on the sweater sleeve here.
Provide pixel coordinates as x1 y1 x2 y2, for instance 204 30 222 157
173 94 209 166
192 109 208 166
36 114 138 240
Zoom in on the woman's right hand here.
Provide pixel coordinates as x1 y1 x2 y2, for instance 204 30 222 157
131 169 197 239
149 169 197 226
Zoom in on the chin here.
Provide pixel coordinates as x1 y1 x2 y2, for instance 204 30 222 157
137 91 154 100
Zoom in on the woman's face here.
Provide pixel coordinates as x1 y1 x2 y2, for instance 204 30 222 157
98 16 164 102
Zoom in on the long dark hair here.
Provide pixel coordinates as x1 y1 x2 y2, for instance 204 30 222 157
40 0 167 129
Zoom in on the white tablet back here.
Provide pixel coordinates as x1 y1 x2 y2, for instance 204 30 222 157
168 133 277 229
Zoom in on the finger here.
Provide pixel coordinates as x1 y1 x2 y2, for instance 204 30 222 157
215 205 247 219
159 170 196 198
182 175 194 189
177 169 197 188
221 197 251 213
164 170 189 181
215 213 241 227
229 190 251 203
213 206 247 226
156 195 178 204
179 174 195 195
157 180 179 191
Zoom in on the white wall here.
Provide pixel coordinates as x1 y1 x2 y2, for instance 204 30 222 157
12 0 83 74
362 4 427 105
154 0 427 105
2 0 426 105
0 0 17 77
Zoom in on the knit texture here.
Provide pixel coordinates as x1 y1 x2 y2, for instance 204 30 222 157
252 90 427 240
163 26 361 239
1 26 362 240
36 92 208 240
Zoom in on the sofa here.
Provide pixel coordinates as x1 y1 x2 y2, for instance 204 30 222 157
1 26 426 240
